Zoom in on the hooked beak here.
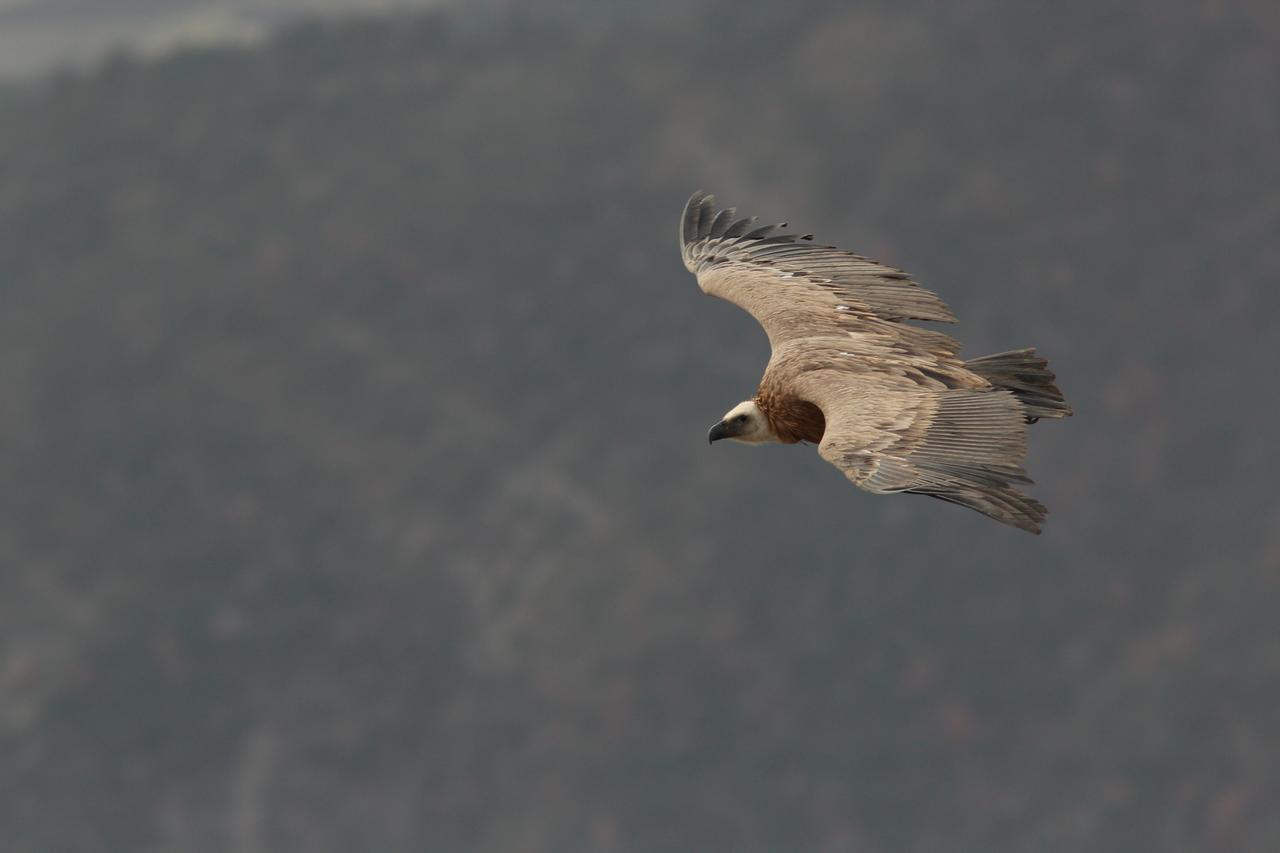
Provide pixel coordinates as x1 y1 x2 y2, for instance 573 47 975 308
708 421 729 444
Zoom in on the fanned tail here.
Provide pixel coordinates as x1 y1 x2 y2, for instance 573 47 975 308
966 348 1072 423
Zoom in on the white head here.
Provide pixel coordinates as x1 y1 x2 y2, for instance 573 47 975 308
707 400 779 445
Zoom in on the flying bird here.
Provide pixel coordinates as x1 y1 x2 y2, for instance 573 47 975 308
683 191 1071 533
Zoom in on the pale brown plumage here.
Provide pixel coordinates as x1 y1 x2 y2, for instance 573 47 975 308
683 191 1071 533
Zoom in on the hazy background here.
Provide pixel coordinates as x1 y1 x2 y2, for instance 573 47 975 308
2 1 1279 851
0 0 454 78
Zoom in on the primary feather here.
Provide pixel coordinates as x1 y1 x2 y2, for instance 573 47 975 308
683 191 1071 533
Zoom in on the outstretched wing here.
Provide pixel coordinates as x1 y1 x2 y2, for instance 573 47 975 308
680 191 957 350
786 361 1045 533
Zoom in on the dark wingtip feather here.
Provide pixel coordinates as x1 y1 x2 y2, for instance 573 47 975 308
723 216 757 238
698 196 717 239
742 223 782 240
681 190 709 246
709 207 737 239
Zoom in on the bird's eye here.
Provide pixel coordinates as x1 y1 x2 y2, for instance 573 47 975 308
736 414 749 423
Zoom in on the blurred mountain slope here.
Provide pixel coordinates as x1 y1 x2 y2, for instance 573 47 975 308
0 0 447 78
2 3 1279 851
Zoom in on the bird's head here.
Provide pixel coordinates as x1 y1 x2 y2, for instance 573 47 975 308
708 400 778 445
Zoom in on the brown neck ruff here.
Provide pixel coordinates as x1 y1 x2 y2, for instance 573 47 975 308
755 391 826 444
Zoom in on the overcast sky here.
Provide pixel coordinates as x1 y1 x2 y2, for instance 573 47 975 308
0 0 447 79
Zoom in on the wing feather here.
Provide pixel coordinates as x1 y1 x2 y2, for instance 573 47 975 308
813 386 1046 533
708 207 737 239
680 191 957 346
723 216 757 238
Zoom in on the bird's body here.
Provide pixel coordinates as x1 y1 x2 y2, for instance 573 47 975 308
685 192 1071 533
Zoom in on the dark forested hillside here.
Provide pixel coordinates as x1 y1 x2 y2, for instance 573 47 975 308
2 3 1279 851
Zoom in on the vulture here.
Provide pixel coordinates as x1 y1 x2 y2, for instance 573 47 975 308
683 191 1071 533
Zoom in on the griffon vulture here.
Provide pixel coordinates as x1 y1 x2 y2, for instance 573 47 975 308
684 191 1071 533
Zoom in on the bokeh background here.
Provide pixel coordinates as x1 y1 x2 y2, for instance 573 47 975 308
3 1 1279 850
